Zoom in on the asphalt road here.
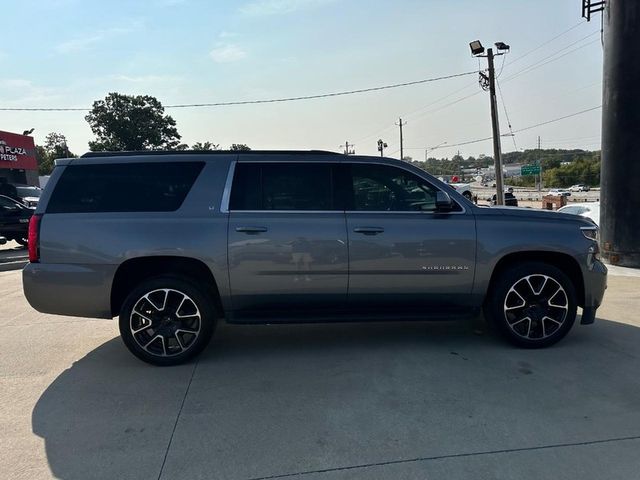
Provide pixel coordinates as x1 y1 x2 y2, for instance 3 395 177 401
1 268 640 480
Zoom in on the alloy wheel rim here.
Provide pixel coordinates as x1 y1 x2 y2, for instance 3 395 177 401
503 274 569 340
130 288 201 357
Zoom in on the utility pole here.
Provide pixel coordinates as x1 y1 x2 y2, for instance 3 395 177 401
341 141 355 155
595 0 640 266
396 118 406 160
487 48 505 205
470 40 509 205
537 135 542 192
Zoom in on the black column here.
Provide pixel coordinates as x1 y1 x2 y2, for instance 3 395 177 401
601 0 640 267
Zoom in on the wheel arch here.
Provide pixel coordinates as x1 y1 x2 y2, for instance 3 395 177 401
111 256 224 317
487 251 585 307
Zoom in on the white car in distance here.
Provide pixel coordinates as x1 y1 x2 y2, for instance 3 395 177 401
569 184 590 192
548 189 571 197
558 203 600 225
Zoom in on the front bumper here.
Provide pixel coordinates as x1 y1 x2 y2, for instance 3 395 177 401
580 259 607 325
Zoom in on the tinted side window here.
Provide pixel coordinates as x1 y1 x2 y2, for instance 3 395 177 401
349 164 443 212
47 162 204 213
230 163 334 211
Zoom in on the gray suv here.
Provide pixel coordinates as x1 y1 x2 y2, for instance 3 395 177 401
23 151 607 365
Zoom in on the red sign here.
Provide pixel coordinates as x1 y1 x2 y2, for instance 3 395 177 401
0 130 37 171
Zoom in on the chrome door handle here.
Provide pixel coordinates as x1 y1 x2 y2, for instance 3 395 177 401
235 226 268 234
353 227 384 235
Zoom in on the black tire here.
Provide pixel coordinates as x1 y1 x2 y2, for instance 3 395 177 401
119 276 216 366
15 237 28 247
463 191 473 200
484 261 577 348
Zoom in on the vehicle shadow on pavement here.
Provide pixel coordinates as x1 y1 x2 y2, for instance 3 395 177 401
32 318 640 480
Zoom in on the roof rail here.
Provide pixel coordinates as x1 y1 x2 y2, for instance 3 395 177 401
81 150 337 158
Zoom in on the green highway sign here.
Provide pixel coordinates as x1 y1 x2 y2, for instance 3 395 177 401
521 164 541 176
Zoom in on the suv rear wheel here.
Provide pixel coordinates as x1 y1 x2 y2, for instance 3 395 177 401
119 276 216 365
485 262 577 348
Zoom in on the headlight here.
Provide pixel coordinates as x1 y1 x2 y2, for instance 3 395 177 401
581 226 600 266
580 225 598 241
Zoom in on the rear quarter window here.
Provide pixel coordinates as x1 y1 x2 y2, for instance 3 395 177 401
46 162 204 213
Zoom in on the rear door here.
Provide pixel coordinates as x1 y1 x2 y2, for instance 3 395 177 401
226 158 348 318
344 162 477 314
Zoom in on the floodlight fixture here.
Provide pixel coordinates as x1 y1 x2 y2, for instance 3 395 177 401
469 40 485 56
495 42 510 51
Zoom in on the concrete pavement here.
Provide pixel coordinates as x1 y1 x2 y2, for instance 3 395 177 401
1 269 640 479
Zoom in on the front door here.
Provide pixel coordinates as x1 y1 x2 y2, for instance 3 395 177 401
344 162 476 314
227 160 348 319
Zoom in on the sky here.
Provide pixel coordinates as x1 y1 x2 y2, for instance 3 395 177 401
0 0 604 159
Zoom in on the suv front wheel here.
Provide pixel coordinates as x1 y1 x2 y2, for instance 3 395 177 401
485 262 577 348
119 276 216 365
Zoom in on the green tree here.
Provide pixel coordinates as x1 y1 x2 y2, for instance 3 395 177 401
85 93 181 151
192 141 219 150
229 143 251 151
37 132 76 175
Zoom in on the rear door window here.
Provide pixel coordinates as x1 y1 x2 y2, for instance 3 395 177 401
230 163 337 211
47 162 204 213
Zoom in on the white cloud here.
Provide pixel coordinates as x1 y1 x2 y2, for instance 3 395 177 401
240 0 336 16
156 0 187 6
110 74 182 83
209 44 247 63
54 21 144 54
55 34 105 54
0 79 33 89
218 31 238 39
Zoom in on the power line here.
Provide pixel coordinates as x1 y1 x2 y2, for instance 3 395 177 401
398 24 594 123
354 79 481 145
511 105 601 134
354 22 596 148
404 105 602 151
501 32 600 83
0 71 479 112
358 29 600 149
496 79 517 150
507 20 587 67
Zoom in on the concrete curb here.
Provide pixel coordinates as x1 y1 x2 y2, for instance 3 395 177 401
0 260 27 272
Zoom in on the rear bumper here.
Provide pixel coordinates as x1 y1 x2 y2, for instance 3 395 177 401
22 263 116 319
580 259 607 325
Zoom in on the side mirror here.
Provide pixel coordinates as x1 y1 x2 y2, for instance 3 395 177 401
435 191 453 212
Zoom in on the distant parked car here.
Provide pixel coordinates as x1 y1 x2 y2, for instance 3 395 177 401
569 184 590 192
12 184 42 208
0 194 33 246
449 182 473 200
558 203 600 226
548 189 571 197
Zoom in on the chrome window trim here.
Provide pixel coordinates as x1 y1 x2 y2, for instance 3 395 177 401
219 160 237 213
227 210 465 215
345 161 467 215
345 209 467 215
229 210 345 214
221 157 467 215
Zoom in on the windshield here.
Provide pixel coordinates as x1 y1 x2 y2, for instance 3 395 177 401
15 186 42 198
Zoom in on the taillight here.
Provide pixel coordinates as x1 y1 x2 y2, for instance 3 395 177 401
28 214 42 263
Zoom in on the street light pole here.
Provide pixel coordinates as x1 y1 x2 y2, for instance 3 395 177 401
487 48 505 205
377 139 387 157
